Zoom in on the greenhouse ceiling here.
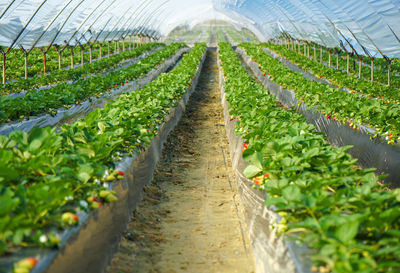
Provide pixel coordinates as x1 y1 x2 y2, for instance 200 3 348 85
1 0 400 57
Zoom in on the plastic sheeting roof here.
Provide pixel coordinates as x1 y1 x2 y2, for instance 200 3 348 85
0 0 400 57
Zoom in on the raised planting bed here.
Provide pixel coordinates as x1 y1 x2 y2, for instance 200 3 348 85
5 45 164 100
218 45 312 273
218 42 400 273
237 44 400 187
0 44 187 135
0 43 207 273
263 43 400 104
0 43 159 96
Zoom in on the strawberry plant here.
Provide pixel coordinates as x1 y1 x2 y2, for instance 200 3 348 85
264 43 400 103
300 43 400 87
0 43 184 124
219 42 400 273
240 43 400 142
0 43 206 258
0 42 132 84
0 43 161 96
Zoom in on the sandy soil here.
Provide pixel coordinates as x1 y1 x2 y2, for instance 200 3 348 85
106 49 254 273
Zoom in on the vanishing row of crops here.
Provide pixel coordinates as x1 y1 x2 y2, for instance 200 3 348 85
1 42 208 272
217 31 400 272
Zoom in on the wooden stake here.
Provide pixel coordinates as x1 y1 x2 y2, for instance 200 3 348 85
70 48 74 69
320 47 322 63
358 59 362 78
24 52 28 79
388 59 391 86
371 58 374 82
346 54 349 74
43 53 47 74
328 51 331 67
58 50 61 70
336 53 339 69
2 53 6 84
89 46 92 63
81 49 84 66
99 43 102 59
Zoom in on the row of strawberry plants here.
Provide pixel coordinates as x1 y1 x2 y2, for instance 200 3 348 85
224 27 245 44
0 43 183 125
240 43 400 143
266 43 400 102
218 42 400 273
297 43 400 75
0 43 161 96
1 43 206 263
1 42 131 82
296 45 400 88
217 29 227 43
318 46 400 88
324 45 400 75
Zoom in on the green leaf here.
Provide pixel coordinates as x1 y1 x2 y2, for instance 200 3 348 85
243 164 263 178
335 220 359 243
77 164 94 183
282 185 301 201
304 147 319 159
243 150 263 170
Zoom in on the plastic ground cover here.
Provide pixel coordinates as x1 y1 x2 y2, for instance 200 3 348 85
237 47 400 187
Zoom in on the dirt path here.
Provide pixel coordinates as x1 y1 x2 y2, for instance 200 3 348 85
106 49 254 273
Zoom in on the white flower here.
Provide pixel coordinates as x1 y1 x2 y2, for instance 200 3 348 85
39 235 47 243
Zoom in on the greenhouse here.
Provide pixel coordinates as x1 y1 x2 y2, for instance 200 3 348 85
1 0 400 272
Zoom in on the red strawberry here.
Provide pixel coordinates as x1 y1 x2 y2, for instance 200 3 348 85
253 177 262 185
76 102 80 105
25 258 38 267
62 212 79 225
117 170 124 176
301 98 305 101
14 257 38 271
241 143 249 152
